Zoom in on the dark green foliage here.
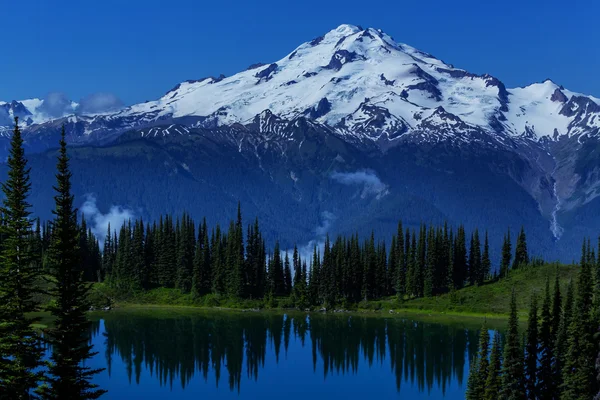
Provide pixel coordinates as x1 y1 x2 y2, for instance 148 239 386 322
466 322 490 399
484 334 502 400
465 242 599 400
38 128 106 399
555 278 574 388
524 294 538 400
482 231 491 283
561 240 596 399
0 118 45 398
537 277 555 399
500 290 526 400
513 227 529 270
453 226 467 290
468 229 482 286
500 230 512 279
102 212 550 308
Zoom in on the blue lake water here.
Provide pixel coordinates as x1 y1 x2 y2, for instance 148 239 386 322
81 310 487 399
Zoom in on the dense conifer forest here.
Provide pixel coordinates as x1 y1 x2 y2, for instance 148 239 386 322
33 203 540 310
467 242 600 399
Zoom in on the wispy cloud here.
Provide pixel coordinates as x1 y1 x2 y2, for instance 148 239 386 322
39 92 73 118
285 211 336 266
330 170 389 199
77 92 124 114
81 194 134 244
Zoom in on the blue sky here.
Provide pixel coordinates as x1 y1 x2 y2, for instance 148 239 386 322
5 0 599 105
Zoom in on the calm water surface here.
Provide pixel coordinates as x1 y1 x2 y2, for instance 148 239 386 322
81 310 490 399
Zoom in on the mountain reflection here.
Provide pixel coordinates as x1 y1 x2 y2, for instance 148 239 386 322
93 312 482 395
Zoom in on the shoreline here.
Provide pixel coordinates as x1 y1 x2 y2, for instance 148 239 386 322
97 302 512 323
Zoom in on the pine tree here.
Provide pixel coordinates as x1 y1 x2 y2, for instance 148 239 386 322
562 241 596 399
554 278 573 389
481 231 491 283
466 322 490 399
454 226 467 289
500 230 512 279
102 223 113 282
500 289 526 400
513 227 529 269
424 227 435 297
468 230 481 286
537 277 555 399
524 294 538 400
484 333 503 400
551 269 562 341
191 227 203 299
0 118 45 398
38 127 106 399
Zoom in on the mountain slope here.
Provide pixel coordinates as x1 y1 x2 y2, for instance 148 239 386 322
0 24 599 259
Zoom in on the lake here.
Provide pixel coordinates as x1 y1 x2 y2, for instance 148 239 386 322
82 309 492 399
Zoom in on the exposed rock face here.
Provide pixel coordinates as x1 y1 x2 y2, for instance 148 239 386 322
551 88 568 103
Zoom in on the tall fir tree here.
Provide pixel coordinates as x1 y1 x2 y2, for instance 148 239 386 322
537 277 556 399
500 289 526 400
481 231 491 283
395 221 405 297
38 127 106 399
524 294 538 400
466 322 490 399
562 241 596 399
468 230 481 286
0 117 45 398
555 278 574 388
454 226 467 289
500 230 512 279
513 227 529 269
484 333 503 400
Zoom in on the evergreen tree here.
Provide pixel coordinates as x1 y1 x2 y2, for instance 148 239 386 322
524 294 538 400
500 289 526 400
38 128 106 399
396 222 406 297
513 227 529 269
555 278 574 388
562 241 596 399
551 269 562 341
468 230 481 286
0 118 45 398
484 333 503 400
500 230 512 278
191 227 203 299
453 226 467 289
466 322 490 399
102 223 113 282
481 231 491 283
424 227 435 297
537 277 555 399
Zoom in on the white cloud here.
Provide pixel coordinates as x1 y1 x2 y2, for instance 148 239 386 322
77 93 123 114
81 194 134 244
330 169 389 199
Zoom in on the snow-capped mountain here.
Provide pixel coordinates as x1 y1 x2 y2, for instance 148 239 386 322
5 24 600 145
1 24 600 259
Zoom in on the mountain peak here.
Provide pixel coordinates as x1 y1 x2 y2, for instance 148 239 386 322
3 24 600 146
331 24 362 36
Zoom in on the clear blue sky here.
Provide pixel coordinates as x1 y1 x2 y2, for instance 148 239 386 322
4 0 599 105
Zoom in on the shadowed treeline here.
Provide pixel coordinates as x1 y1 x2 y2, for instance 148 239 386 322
93 312 488 395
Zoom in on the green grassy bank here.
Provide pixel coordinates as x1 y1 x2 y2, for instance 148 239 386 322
91 263 577 320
